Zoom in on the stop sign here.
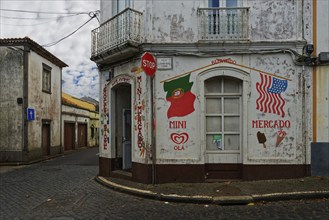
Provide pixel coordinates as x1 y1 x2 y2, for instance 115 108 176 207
141 52 156 77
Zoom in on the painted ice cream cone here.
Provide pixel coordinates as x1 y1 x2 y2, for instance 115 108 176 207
276 130 287 147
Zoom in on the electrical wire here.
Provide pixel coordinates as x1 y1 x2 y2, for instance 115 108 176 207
42 14 97 47
0 14 79 20
0 21 55 26
0 8 90 15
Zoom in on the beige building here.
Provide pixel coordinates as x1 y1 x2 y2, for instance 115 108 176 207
62 93 99 151
0 37 67 163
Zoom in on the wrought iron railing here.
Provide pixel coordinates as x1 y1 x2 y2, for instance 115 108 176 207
91 8 142 57
198 7 249 41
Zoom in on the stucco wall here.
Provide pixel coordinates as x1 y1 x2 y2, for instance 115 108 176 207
27 50 62 153
98 53 312 167
100 0 305 43
0 47 24 155
153 54 310 165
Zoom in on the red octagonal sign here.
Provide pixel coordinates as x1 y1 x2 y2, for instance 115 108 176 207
141 52 156 77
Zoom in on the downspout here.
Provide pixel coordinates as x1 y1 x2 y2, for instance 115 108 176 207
60 68 63 154
23 45 29 161
151 76 156 184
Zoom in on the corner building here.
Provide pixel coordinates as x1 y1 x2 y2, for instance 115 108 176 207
91 0 329 183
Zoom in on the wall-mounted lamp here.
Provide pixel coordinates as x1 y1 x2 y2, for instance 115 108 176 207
304 44 314 57
17 97 23 104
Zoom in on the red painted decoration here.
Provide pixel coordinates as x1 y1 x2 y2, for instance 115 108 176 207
170 132 189 144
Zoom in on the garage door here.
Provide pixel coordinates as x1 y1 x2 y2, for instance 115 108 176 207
78 123 87 148
64 122 75 151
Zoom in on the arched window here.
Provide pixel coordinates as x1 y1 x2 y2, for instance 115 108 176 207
204 76 242 151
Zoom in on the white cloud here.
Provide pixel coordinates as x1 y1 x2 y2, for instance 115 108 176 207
0 0 100 101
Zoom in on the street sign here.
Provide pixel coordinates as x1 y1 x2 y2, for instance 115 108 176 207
141 52 156 77
27 107 35 121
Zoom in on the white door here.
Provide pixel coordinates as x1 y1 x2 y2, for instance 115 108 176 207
204 76 242 161
122 108 132 170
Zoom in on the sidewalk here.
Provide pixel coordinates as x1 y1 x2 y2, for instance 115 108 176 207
95 176 329 205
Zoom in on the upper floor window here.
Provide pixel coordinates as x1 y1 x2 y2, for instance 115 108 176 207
201 0 248 39
113 0 131 15
42 63 51 93
209 0 238 7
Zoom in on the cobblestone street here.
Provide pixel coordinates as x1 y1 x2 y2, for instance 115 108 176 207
1 147 328 220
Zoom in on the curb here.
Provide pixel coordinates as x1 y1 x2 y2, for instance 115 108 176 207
95 176 329 205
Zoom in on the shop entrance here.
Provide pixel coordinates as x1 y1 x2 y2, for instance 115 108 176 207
201 70 246 180
112 84 132 171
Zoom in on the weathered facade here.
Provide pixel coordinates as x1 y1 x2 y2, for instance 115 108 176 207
0 37 67 163
62 93 99 151
91 0 329 183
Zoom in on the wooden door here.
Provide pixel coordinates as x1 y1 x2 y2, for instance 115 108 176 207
42 124 50 156
78 123 87 148
64 123 75 151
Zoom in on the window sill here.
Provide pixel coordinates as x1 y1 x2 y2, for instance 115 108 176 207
42 90 52 94
206 150 240 154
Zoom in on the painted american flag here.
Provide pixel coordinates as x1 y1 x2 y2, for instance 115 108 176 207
256 72 288 117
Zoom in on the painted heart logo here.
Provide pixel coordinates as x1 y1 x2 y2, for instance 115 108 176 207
170 132 189 144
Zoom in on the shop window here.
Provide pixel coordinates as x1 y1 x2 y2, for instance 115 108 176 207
42 63 52 93
205 76 242 151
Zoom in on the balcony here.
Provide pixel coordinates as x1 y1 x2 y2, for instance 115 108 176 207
91 8 142 64
198 7 249 41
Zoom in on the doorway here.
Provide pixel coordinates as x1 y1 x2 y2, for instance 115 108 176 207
200 69 248 180
78 123 87 148
122 109 132 170
112 83 132 171
64 122 75 151
42 122 50 156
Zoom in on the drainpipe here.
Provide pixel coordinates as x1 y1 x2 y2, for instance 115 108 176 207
151 76 156 184
60 67 63 154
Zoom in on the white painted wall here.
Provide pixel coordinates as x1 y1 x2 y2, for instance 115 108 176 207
97 0 315 166
98 53 311 166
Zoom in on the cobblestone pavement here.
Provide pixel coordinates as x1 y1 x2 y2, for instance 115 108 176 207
1 148 328 220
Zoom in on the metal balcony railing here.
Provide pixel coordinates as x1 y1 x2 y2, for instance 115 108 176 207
198 7 249 41
91 8 142 57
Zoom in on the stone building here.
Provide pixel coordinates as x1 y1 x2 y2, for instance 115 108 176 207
0 37 67 163
91 0 329 183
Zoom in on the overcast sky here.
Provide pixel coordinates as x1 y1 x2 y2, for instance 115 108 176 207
0 0 100 100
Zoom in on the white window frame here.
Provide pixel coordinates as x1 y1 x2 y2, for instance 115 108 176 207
205 77 242 152
208 0 243 8
199 67 249 157
42 63 51 94
113 0 132 15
